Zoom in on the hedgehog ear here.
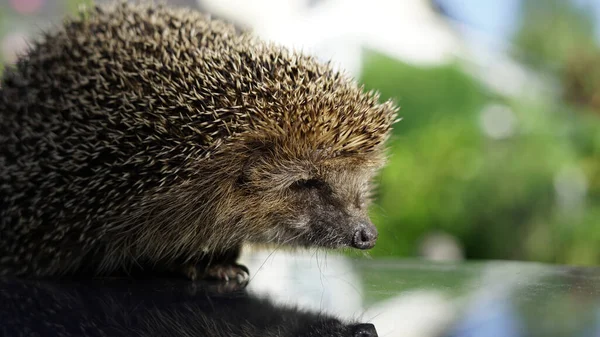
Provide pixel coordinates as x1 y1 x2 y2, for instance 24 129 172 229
236 139 278 187
236 150 272 187
237 156 257 188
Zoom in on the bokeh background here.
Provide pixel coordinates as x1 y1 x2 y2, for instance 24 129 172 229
1 0 599 266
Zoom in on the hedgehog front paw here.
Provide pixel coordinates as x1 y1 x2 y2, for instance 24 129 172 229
206 263 250 283
181 263 249 283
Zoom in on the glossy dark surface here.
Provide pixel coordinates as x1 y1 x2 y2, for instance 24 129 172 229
2 251 600 337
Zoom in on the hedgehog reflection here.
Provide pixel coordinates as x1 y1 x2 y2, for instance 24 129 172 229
0 278 378 337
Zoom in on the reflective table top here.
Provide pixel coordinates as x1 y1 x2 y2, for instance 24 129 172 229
2 250 599 337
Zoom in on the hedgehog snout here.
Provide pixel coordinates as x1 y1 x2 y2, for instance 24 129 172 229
351 221 378 250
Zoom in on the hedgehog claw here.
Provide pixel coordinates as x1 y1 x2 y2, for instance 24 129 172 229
180 262 249 288
206 263 250 284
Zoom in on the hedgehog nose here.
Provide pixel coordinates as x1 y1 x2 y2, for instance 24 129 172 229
351 222 378 250
352 323 378 337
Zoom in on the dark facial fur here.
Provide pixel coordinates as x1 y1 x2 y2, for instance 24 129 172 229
0 2 398 278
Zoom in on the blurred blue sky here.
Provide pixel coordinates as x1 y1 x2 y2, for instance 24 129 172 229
438 0 600 42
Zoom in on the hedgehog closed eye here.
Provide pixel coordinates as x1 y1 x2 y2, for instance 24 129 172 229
290 179 325 190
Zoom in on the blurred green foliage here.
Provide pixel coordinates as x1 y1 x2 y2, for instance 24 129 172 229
364 0 600 265
363 54 567 262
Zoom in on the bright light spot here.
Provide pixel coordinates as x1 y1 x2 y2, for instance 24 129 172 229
1 32 29 65
419 231 464 261
479 103 517 140
9 0 44 14
554 165 588 212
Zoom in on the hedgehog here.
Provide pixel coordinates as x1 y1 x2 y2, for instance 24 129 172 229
0 2 398 281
